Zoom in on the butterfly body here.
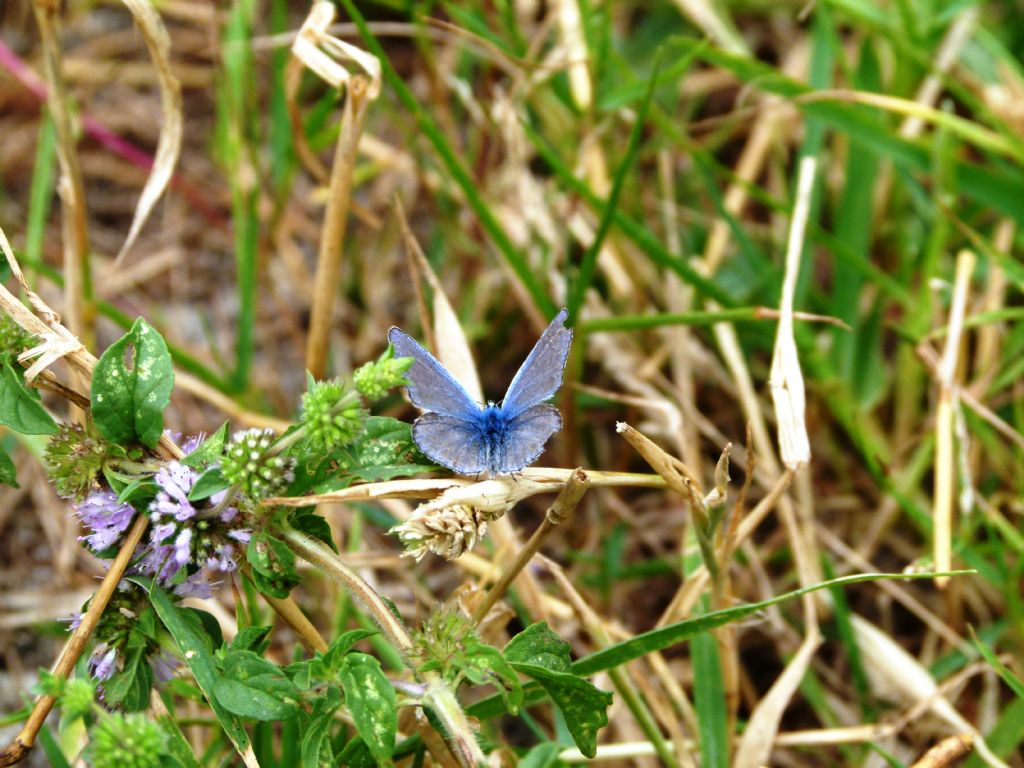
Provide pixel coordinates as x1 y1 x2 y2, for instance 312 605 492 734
390 309 572 476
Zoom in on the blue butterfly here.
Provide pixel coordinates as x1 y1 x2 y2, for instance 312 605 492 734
388 309 572 475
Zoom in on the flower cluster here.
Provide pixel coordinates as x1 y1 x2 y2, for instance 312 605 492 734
301 377 366 451
139 461 251 585
87 712 167 768
46 423 111 501
354 346 413 402
79 580 182 698
74 491 136 552
391 504 499 561
220 428 295 499
0 311 31 365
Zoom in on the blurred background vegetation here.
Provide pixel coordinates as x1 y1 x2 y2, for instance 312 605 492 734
1 0 1022 765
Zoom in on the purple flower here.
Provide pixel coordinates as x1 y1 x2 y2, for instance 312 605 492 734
140 458 247 586
89 644 118 681
174 571 215 599
151 462 198 522
73 491 136 551
150 650 181 683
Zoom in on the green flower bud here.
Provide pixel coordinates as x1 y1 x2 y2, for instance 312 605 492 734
44 423 110 501
354 346 414 402
88 713 166 768
301 378 366 451
221 428 295 500
0 313 31 365
61 677 97 722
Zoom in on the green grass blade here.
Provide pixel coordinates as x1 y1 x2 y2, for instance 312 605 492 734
25 111 56 277
691 629 728 768
566 55 660 319
572 571 971 676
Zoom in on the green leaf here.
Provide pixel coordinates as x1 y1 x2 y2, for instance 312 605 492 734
289 507 338 553
505 623 610 758
338 653 397 767
215 650 302 721
230 626 272 654
181 422 229 468
505 623 572 673
149 583 252 757
0 443 18 488
91 318 174 448
971 629 1024 701
509 661 611 759
518 743 563 768
102 633 153 711
0 363 57 435
246 531 300 599
117 478 157 507
461 637 522 712
301 699 337 768
322 628 379 672
187 466 230 502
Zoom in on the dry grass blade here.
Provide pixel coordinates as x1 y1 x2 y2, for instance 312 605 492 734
933 250 975 588
114 0 183 265
733 624 821 767
851 614 1009 768
291 1 381 97
768 155 815 470
395 202 484 403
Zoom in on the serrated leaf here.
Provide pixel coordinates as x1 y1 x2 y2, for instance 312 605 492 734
301 703 336 768
462 637 523 712
0 442 17 488
246 531 300 599
509 662 611 759
504 622 572 673
288 507 338 553
102 636 154 712
0 363 57 435
181 422 229 468
215 650 302 721
230 626 272 654
322 628 379 672
187 466 230 501
338 653 397 766
91 318 174 448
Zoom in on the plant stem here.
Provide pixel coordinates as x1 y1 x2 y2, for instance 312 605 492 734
283 525 486 766
305 77 373 380
472 469 589 624
1 513 149 764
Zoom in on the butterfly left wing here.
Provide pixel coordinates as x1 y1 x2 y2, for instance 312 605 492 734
412 412 488 474
492 404 562 473
500 308 572 419
389 327 481 418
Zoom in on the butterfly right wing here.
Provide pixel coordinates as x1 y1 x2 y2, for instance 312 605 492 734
412 413 488 474
500 308 572 419
492 404 562 473
388 327 481 418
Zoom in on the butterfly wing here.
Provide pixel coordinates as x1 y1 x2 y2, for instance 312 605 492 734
388 327 481 418
412 413 488 474
500 308 572 419
492 404 562 473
